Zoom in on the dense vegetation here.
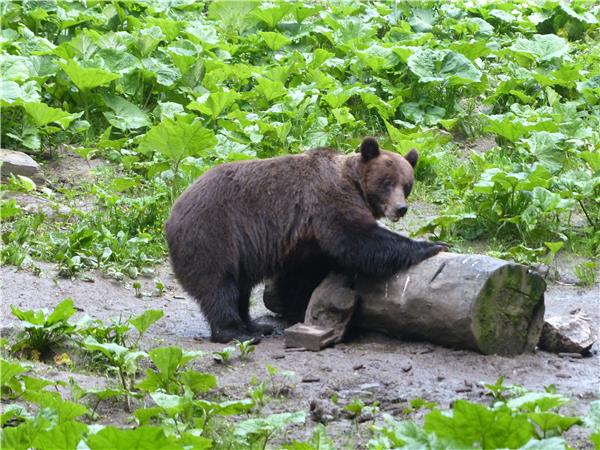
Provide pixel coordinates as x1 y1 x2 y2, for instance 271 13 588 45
1 0 599 448
1 0 599 279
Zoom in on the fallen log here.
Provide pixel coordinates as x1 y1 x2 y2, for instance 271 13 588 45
265 253 547 356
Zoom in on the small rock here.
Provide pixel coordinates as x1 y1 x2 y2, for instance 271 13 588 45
402 363 413 373
302 375 320 383
455 386 472 393
310 399 338 423
353 363 365 371
359 383 380 391
0 149 43 182
556 373 572 379
418 346 434 354
437 375 445 382
272 353 285 360
539 312 596 354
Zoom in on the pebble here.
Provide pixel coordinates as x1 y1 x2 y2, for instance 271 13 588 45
302 375 320 383
353 363 365 371
402 363 412 373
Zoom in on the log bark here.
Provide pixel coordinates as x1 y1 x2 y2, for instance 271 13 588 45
265 253 547 356
355 253 546 355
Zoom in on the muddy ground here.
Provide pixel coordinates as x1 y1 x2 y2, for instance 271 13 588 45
1 258 599 446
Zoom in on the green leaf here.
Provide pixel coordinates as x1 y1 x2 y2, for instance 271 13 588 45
509 34 569 61
102 95 151 130
180 370 217 394
187 90 240 119
0 80 22 104
129 310 164 336
260 31 291 51
138 116 217 163
407 49 482 85
506 393 568 412
424 401 535 448
527 412 582 437
409 8 435 32
86 426 178 450
0 358 26 389
234 411 305 440
356 44 398 71
22 102 81 128
33 421 88 450
0 199 22 220
254 78 287 101
251 3 293 28
59 59 121 90
47 298 76 325
521 132 566 172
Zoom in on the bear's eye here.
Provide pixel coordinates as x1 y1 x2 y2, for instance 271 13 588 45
381 178 393 190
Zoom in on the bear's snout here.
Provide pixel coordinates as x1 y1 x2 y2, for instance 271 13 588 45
396 206 408 218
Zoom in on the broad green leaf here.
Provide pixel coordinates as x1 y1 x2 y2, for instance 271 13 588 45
86 426 177 450
33 421 87 450
180 370 217 394
521 131 566 172
424 401 535 448
527 412 581 437
0 80 21 104
0 199 22 220
506 393 569 412
129 309 165 334
59 59 121 90
509 34 569 61
138 116 217 163
102 95 151 130
254 78 287 101
0 358 26 388
356 44 399 71
47 298 76 325
251 3 294 28
187 90 240 119
234 411 305 439
407 49 482 85
22 102 81 128
409 8 435 32
260 31 291 51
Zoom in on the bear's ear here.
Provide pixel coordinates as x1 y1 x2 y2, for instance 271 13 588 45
360 137 380 161
404 148 418 168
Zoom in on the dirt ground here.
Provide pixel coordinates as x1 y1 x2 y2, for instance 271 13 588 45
1 258 599 446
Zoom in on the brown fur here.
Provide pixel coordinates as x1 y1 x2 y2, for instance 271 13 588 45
165 137 445 342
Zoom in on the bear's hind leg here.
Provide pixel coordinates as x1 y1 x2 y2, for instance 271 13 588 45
198 281 254 343
238 283 275 337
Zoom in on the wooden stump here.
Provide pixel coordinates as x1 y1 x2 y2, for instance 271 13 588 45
355 253 546 355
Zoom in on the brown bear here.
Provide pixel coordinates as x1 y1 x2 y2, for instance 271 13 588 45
165 137 446 343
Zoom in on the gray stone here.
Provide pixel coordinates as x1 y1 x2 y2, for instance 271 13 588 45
539 312 596 354
0 149 43 182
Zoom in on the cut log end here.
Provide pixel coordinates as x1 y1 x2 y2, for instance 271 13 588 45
471 265 546 355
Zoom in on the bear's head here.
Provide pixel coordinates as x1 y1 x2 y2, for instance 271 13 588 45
358 137 418 222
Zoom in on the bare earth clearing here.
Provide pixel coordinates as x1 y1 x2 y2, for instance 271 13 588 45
1 258 599 446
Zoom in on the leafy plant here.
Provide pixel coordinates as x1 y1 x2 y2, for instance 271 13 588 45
10 299 77 359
